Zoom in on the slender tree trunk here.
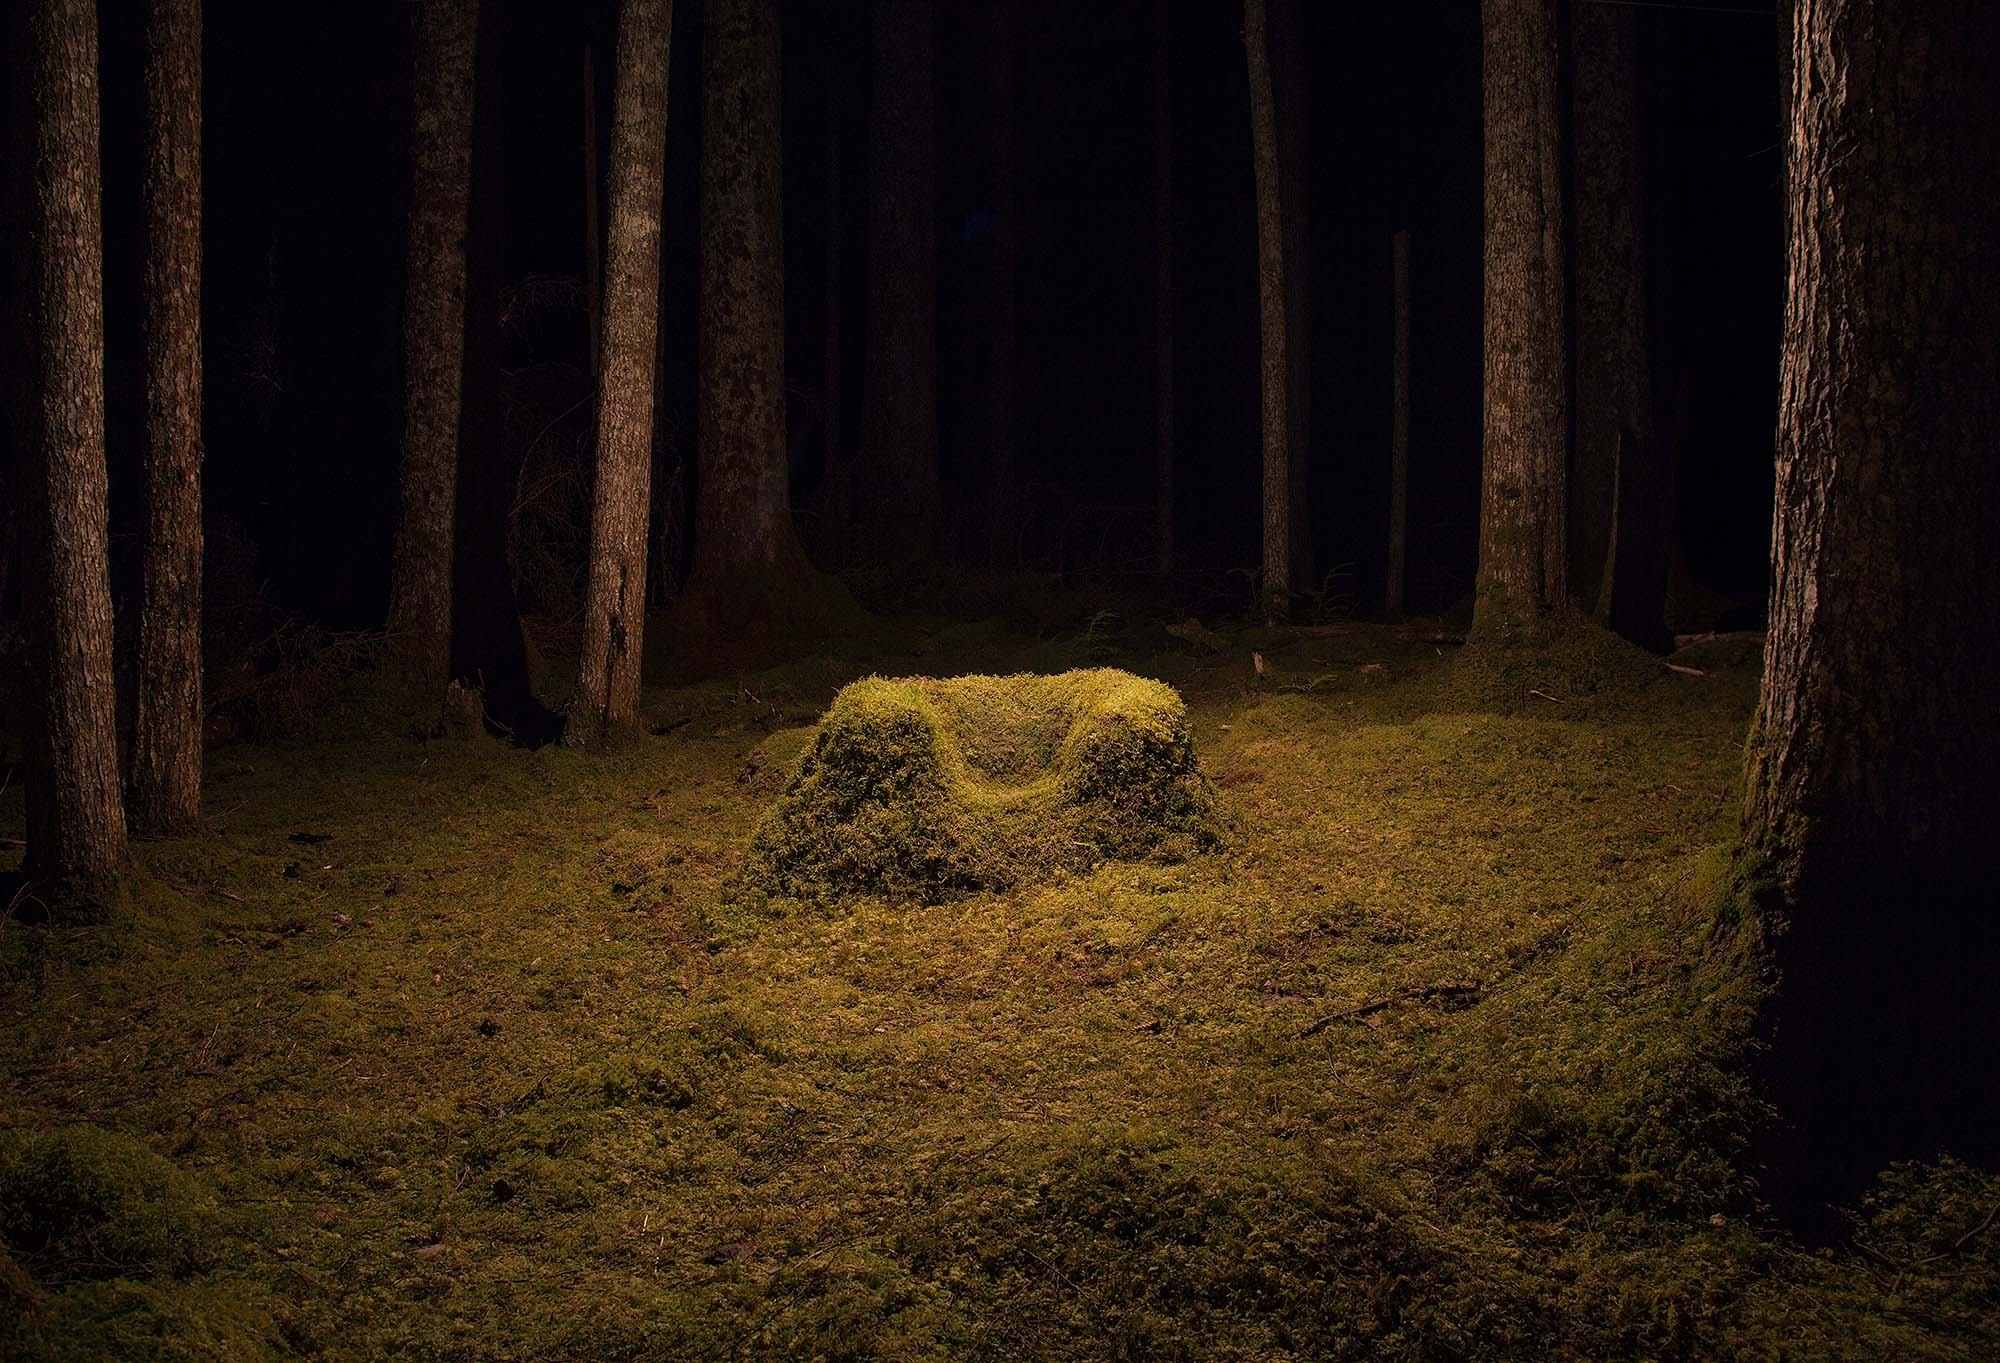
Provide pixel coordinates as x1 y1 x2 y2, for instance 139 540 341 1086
985 0 1018 568
1244 0 1289 624
683 0 803 620
1386 228 1410 621
130 0 204 836
1747 0 2000 1204
1272 0 1313 595
450 0 531 724
1475 0 1567 629
1571 0 1667 649
855 0 939 566
387 0 479 698
816 57 846 566
584 43 603 379
22 0 128 906
1153 3 1175 576
567 0 673 746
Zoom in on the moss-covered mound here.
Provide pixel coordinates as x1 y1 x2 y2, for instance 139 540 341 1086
742 669 1219 903
0 1126 213 1287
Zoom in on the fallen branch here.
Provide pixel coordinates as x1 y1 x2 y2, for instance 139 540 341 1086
1662 661 1709 677
1527 688 1566 704
1298 982 1483 1038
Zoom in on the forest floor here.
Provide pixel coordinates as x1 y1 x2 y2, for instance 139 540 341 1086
2 603 1997 1361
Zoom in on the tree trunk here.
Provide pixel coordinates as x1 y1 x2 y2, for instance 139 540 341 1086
387 0 479 699
1746 0 2000 1203
130 0 204 837
567 0 673 746
22 0 128 906
815 55 847 567
1475 0 1567 629
450 0 533 729
1153 3 1174 575
854 0 939 566
682 0 804 621
1272 0 1313 596
1386 228 1409 621
1244 0 1289 624
985 0 1018 569
1571 0 1667 650
583 43 603 379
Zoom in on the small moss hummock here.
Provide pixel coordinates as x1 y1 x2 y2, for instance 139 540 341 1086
741 669 1219 903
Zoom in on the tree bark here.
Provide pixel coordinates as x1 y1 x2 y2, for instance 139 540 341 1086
1245 0 1289 624
567 0 673 746
854 0 940 566
22 0 129 905
130 0 204 837
1272 0 1313 596
1386 228 1409 620
985 0 1018 569
682 0 804 620
1747 0 2000 1200
387 0 478 698
1571 0 1668 649
1153 3 1175 575
1475 0 1567 629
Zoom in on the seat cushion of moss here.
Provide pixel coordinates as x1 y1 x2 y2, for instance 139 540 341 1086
742 669 1219 903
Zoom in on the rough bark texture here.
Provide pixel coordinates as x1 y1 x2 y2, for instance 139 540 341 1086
854 0 939 566
22 0 129 903
683 0 805 619
130 0 204 837
450 0 534 730
387 0 479 694
1386 228 1409 620
1244 0 1289 624
984 0 1018 568
1272 0 1313 595
1152 4 1175 575
1748 0 2000 1201
567 0 672 746
1475 0 1567 628
1571 0 1668 649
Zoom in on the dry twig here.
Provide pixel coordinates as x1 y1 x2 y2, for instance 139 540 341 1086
1298 982 1483 1038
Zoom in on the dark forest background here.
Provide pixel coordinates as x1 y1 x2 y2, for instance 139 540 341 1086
2 0 1781 637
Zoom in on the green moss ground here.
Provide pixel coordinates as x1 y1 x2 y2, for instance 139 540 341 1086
1 614 1994 1360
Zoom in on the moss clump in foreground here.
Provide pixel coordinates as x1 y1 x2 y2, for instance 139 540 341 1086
741 668 1219 903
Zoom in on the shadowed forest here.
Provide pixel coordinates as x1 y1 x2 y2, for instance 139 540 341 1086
2 0 1997 1358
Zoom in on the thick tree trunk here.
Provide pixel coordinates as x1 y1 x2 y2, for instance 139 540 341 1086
1747 0 2000 1202
683 0 804 620
22 0 128 905
450 0 532 727
1272 0 1313 595
1244 0 1289 624
1153 4 1174 576
567 0 672 746
985 0 1018 568
387 0 479 698
1571 0 1668 649
854 0 939 566
1386 228 1409 621
1475 0 1567 629
130 0 204 837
